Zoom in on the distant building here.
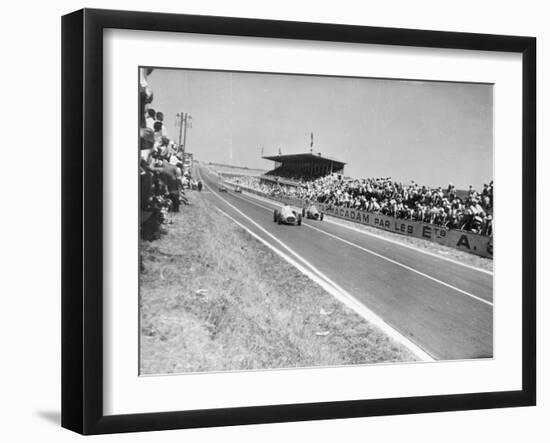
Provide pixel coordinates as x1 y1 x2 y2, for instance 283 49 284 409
262 152 346 183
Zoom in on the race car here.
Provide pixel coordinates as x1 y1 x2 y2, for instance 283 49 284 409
218 182 228 192
234 185 242 193
273 205 302 226
302 204 324 221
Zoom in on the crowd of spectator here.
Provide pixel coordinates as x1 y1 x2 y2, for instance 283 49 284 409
229 174 493 235
139 68 200 241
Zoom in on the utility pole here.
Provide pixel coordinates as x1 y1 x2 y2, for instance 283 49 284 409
177 112 184 148
183 113 192 154
182 113 188 153
176 112 192 153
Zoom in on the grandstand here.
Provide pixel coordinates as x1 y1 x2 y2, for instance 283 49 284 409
262 152 346 183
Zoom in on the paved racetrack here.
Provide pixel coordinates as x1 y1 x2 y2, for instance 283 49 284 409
196 164 493 361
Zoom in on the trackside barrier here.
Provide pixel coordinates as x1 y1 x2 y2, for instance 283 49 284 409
221 180 493 259
316 204 493 259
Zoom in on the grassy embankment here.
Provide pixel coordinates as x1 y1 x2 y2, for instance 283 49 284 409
140 191 416 375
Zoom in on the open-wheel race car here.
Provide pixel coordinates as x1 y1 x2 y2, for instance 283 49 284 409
273 205 302 226
302 204 324 221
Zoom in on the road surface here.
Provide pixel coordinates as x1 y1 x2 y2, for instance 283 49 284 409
196 165 493 361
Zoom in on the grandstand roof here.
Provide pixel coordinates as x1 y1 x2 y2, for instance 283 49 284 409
262 152 346 166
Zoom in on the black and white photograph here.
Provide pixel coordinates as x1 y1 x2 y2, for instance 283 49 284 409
138 67 494 375
0 0 546 439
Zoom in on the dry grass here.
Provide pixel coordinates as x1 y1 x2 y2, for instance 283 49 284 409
139 191 417 375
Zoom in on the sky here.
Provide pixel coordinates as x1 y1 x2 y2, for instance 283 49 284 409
145 68 493 189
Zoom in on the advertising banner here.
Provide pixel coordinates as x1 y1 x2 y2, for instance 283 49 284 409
317 204 493 259
223 181 493 259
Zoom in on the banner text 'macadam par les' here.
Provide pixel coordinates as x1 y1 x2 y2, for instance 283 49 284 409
320 204 493 259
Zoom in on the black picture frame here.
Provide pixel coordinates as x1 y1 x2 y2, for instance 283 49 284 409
61 8 536 435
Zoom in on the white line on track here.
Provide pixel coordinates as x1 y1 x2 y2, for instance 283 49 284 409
323 218 494 276
215 206 434 362
225 190 493 307
198 168 434 361
305 223 493 306
238 189 493 276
